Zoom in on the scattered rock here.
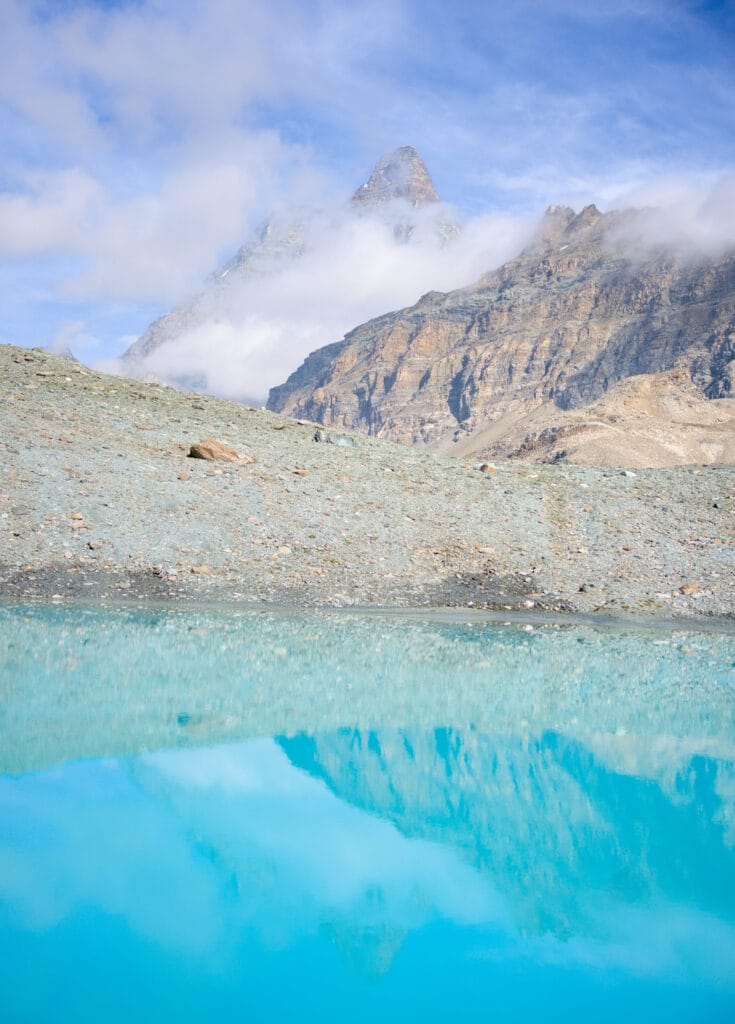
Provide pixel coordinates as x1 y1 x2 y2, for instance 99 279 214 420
1 344 732 620
313 428 357 447
188 439 255 464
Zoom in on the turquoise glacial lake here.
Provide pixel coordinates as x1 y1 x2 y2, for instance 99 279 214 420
1 604 735 1022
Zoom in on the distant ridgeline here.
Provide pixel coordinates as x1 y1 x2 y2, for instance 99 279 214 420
268 202 735 463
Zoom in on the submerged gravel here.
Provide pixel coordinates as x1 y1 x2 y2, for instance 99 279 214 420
1 344 733 621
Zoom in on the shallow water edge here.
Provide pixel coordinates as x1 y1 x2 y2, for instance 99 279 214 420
2 600 734 776
1 590 734 635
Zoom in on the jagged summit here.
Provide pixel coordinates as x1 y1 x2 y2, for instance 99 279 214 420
351 146 439 208
533 203 605 249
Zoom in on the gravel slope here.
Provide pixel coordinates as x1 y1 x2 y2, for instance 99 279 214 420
1 345 733 620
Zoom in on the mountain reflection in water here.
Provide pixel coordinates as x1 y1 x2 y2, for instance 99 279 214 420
1 605 735 1021
280 729 735 942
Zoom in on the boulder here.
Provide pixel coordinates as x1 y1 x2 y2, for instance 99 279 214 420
188 439 255 464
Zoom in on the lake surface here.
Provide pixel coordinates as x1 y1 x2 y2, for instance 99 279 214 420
1 604 735 1022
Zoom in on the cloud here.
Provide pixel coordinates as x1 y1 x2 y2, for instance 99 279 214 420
115 165 735 403
0 169 103 258
610 173 735 254
67 139 293 303
121 201 536 401
0 136 302 303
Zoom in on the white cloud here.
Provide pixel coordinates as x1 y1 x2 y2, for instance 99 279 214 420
609 173 735 254
68 141 291 302
0 169 103 257
49 319 100 356
125 202 536 401
0 135 302 303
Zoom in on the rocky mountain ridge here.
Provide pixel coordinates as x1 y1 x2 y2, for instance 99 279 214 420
350 145 439 208
268 202 735 465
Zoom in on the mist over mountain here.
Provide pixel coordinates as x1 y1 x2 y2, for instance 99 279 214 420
119 147 517 402
117 143 735 466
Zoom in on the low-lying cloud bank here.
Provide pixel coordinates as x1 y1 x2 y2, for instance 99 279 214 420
609 174 735 255
109 201 537 403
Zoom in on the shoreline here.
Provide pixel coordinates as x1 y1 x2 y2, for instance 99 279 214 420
2 591 734 637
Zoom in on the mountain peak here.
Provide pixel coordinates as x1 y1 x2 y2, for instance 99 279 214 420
566 203 603 233
351 146 439 208
533 203 605 250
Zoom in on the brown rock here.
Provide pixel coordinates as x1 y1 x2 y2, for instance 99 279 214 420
268 206 735 468
188 439 255 464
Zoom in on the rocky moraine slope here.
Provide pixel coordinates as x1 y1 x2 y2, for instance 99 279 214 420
1 345 733 620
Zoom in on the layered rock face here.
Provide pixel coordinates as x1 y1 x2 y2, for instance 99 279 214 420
268 205 735 462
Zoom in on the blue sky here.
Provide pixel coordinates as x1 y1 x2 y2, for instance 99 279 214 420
1 0 734 364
